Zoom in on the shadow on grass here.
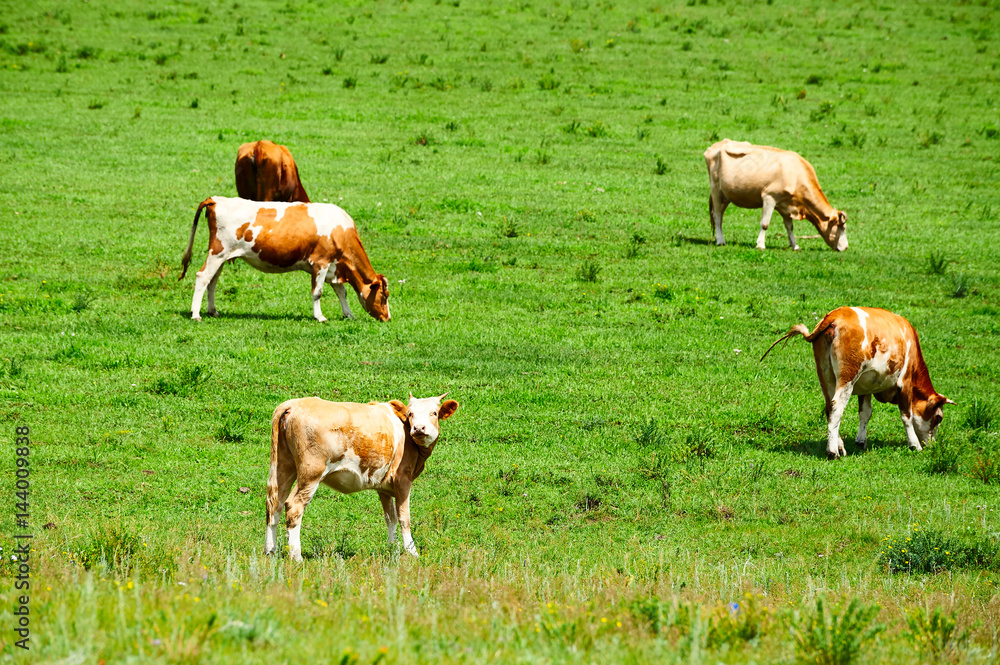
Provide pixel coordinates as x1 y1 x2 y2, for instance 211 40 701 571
173 310 316 322
786 437 913 459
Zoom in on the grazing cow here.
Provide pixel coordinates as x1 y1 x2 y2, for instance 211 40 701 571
265 393 460 560
704 139 848 251
762 307 954 460
179 197 390 322
235 140 310 203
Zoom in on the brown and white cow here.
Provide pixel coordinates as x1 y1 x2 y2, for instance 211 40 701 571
179 197 390 322
235 140 310 203
704 139 848 251
762 307 954 459
265 393 459 560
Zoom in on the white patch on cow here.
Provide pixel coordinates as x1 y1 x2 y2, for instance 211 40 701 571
853 346 897 395
322 450 368 494
265 522 278 554
402 531 419 557
313 205 355 236
287 523 303 561
897 338 912 389
851 307 869 348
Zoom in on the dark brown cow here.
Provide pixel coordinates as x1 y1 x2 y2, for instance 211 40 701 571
235 140 310 203
762 307 954 459
179 197 389 322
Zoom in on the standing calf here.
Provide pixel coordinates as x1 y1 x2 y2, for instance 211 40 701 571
235 140 310 203
265 394 459 560
704 139 848 251
762 307 954 459
179 197 390 322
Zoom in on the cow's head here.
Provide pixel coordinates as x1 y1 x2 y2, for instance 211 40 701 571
359 274 391 322
390 393 459 447
820 210 849 252
912 393 956 444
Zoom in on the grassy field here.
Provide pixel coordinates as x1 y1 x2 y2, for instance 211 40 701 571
1 0 1000 662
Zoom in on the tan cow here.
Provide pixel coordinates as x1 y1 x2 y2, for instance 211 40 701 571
235 140 310 203
179 197 390 322
704 139 848 251
265 394 459 560
762 307 954 459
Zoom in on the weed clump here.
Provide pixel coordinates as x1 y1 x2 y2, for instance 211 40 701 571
905 607 969 662
75 526 177 577
878 526 997 574
792 597 883 665
575 260 601 282
625 232 646 258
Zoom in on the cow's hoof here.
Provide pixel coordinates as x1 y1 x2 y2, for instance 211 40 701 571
792 246 802 252
206 310 219 318
855 441 867 452
192 316 202 322
755 245 766 251
909 444 923 452
827 451 839 461
315 316 328 323
716 241 726 247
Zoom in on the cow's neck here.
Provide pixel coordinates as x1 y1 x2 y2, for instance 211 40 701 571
405 434 435 480
338 231 379 291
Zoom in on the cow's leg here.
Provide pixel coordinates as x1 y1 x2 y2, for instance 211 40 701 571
826 383 853 460
900 408 923 452
191 254 227 322
284 471 322 561
782 214 801 251
332 283 356 320
756 196 777 250
378 491 398 544
710 192 729 246
265 453 297 556
310 266 330 322
394 480 419 557
206 262 225 317
855 394 873 451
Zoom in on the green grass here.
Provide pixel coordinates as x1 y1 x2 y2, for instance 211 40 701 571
2 0 1000 662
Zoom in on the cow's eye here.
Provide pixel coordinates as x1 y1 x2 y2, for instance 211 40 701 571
431 411 437 416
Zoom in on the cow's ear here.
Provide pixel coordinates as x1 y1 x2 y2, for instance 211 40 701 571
838 211 847 226
939 395 956 406
390 400 409 422
438 400 459 420
379 274 388 291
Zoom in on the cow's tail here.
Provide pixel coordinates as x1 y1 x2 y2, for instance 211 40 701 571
760 314 837 361
709 194 714 230
266 402 292 523
179 198 214 280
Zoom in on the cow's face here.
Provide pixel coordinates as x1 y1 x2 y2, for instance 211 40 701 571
913 394 955 443
359 274 391 322
392 393 459 447
822 211 849 252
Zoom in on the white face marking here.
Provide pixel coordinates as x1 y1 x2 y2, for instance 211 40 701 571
407 395 444 446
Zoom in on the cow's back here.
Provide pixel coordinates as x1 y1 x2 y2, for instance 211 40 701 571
283 397 404 491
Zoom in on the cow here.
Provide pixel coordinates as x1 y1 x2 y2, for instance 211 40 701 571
704 139 848 251
762 307 954 460
265 393 460 560
235 140 310 203
178 197 390 322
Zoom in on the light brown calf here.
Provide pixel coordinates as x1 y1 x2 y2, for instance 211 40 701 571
179 197 389 322
235 140 310 203
763 307 953 459
704 139 848 251
265 394 459 560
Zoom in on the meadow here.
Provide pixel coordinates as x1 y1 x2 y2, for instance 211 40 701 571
1 0 999 662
